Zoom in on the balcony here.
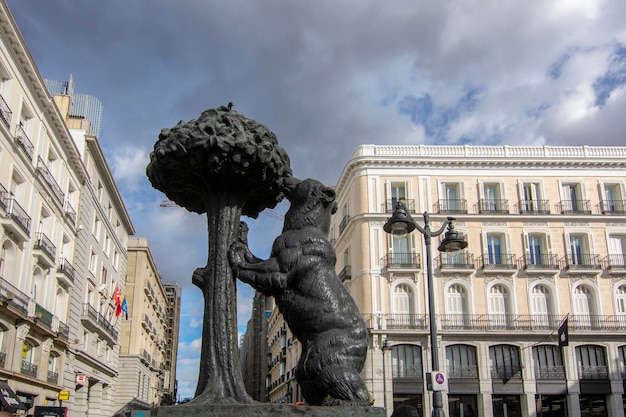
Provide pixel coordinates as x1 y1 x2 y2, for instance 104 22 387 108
436 253 475 272
448 365 479 379
338 215 350 235
517 199 550 215
392 364 423 380
81 303 118 343
57 258 76 285
0 94 12 128
144 281 155 301
561 253 602 272
602 254 626 273
597 199 626 215
385 313 428 330
57 321 70 344
0 193 31 240
338 265 351 282
63 201 77 226
557 199 591 215
535 365 565 380
21 360 38 378
578 366 608 380
33 232 56 267
478 253 517 274
384 199 415 213
141 349 152 366
381 253 421 271
47 370 59 385
434 199 467 214
491 365 522 380
440 314 563 331
477 199 509 214
0 277 29 316
518 254 560 273
35 303 55 332
36 157 65 205
15 124 34 161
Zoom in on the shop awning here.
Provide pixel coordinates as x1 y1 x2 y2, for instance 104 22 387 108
0 381 27 411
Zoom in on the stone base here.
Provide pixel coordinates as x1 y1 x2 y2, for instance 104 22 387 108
154 403 386 417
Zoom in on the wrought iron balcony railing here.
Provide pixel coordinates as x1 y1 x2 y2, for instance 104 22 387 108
15 124 34 160
597 199 626 215
1 194 31 235
557 199 591 214
478 253 517 270
381 253 421 270
58 258 76 283
21 360 38 378
434 199 467 214
477 199 509 214
338 265 351 282
392 364 423 379
561 253 602 270
517 199 550 214
386 314 428 330
0 94 12 128
578 365 608 380
602 254 626 271
436 253 475 270
81 303 118 340
518 254 560 270
47 370 59 384
491 365 522 380
338 215 350 235
34 232 56 262
535 365 565 380
447 365 479 379
384 198 415 213
37 157 65 205
63 201 77 225
0 276 29 315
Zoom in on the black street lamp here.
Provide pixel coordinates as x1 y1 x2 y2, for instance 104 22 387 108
384 202 467 417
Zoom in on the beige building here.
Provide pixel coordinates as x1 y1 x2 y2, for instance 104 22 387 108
117 237 180 413
328 144 626 417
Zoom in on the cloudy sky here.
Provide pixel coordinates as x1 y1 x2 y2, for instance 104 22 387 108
6 0 626 400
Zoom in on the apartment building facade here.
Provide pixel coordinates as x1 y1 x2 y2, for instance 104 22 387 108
330 145 626 417
117 237 179 413
0 2 92 414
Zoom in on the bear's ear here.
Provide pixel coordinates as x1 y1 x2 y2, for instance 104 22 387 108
321 187 336 207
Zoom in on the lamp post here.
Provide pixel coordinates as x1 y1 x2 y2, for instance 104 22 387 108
383 202 467 417
381 339 392 416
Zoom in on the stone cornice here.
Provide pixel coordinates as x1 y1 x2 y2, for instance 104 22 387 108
336 145 626 190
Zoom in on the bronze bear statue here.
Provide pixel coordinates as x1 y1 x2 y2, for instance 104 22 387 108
229 177 372 406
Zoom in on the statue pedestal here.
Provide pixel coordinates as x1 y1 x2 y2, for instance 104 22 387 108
154 404 386 417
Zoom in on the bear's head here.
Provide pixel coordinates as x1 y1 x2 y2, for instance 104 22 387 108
282 177 337 232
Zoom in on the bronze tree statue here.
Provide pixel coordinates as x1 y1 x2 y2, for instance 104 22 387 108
146 106 291 404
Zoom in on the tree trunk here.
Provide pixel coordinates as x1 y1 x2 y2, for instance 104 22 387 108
191 194 253 404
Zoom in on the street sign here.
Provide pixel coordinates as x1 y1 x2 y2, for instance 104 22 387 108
426 371 448 392
58 391 69 401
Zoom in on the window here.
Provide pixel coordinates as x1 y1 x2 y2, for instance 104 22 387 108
92 216 101 240
607 234 626 269
446 344 478 379
599 182 625 214
393 284 414 316
47 353 59 384
488 284 511 328
391 344 422 379
97 181 103 202
485 233 506 265
480 182 507 213
530 284 553 327
618 346 626 379
391 235 411 265
389 181 409 211
560 183 589 214
519 181 547 213
489 344 522 380
576 345 608 379
533 345 565 380
89 249 97 273
113 249 120 271
616 285 626 315
440 182 465 213
447 284 468 315
567 233 594 266
573 285 596 327
525 232 552 267
104 235 111 258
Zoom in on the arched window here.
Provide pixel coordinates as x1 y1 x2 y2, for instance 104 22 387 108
47 352 59 384
576 345 608 379
32 267 45 302
0 239 17 281
447 284 467 315
616 285 626 315
391 344 422 379
573 285 595 328
489 344 522 380
488 284 511 328
446 344 478 379
393 284 414 315
533 345 565 380
55 288 68 323
21 340 37 378
530 284 552 327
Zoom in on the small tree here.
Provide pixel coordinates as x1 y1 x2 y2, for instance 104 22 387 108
146 106 291 404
